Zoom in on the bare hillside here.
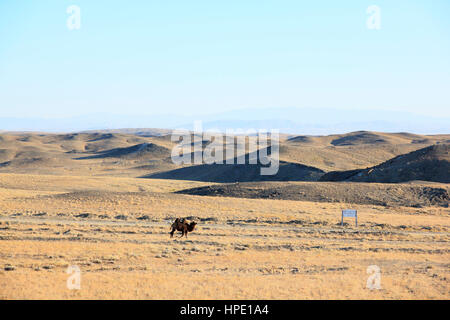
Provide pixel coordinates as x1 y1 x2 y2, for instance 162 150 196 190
0 131 448 180
177 181 450 207
145 161 324 183
320 144 450 183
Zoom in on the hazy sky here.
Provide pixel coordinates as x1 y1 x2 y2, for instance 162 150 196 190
1 0 449 119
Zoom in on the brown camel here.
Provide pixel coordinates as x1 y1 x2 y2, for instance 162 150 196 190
170 218 197 238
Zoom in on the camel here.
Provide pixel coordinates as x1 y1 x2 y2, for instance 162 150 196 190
170 218 197 238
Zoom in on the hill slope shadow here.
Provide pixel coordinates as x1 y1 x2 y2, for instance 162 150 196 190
142 161 325 183
142 146 325 182
320 144 450 183
75 143 170 160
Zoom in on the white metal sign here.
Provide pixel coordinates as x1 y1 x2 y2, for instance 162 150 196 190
341 209 357 226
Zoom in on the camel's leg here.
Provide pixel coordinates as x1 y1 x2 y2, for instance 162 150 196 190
170 228 175 238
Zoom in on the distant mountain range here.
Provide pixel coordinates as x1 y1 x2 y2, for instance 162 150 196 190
1 107 448 134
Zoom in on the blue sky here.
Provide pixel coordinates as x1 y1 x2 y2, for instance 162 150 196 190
1 0 449 120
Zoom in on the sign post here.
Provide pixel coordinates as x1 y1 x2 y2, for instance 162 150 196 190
341 209 357 226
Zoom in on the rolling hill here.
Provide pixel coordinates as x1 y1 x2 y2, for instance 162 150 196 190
0 130 448 181
320 144 450 183
143 161 325 183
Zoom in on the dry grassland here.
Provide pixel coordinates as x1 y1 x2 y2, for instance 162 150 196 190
0 173 448 299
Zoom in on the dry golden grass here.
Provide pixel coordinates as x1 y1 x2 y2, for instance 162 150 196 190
0 173 448 299
1 131 449 177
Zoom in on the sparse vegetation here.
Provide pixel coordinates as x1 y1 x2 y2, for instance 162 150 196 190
0 131 448 299
0 173 448 299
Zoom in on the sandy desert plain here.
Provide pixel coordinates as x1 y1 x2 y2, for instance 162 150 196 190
0 130 448 299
